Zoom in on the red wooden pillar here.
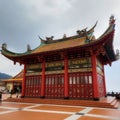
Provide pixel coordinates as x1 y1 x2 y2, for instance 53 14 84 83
102 65 107 97
41 59 45 98
21 64 26 97
64 54 69 99
91 55 99 100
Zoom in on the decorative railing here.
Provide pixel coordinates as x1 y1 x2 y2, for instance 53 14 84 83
107 92 120 99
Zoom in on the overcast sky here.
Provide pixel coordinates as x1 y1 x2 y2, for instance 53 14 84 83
0 0 120 92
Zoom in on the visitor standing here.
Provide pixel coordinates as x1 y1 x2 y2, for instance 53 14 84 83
0 91 2 102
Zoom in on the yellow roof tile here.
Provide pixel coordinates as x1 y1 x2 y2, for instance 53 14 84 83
32 37 86 54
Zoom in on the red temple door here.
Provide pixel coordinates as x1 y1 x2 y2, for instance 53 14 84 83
69 73 93 99
25 75 41 97
45 74 64 98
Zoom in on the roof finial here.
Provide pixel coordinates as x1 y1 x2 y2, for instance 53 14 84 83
63 34 67 38
2 43 7 50
109 15 115 25
27 44 31 51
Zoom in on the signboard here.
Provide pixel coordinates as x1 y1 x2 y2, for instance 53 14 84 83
69 57 91 69
46 61 64 68
27 63 42 70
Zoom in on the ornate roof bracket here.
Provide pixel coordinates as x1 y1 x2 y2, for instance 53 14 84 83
37 56 42 62
14 61 16 65
98 46 106 56
90 45 112 65
99 46 112 65
19 62 23 66
88 47 96 56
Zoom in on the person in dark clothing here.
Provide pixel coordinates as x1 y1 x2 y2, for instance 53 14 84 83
10 89 14 98
0 91 2 102
16 87 19 98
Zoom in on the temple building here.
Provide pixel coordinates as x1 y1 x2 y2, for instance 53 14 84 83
1 16 119 100
2 70 23 93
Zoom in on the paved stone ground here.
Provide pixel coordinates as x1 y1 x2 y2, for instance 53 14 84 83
0 102 120 120
0 94 120 120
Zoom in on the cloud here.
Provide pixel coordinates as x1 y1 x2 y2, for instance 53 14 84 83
0 0 120 91
0 54 23 76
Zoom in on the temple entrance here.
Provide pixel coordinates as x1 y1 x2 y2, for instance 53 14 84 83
25 75 41 97
13 83 22 93
45 74 64 98
69 72 93 99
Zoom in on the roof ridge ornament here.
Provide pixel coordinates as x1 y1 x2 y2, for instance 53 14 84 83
27 44 31 52
63 34 67 38
38 35 44 41
76 27 87 36
109 15 115 25
46 36 54 41
38 36 47 45
2 43 7 50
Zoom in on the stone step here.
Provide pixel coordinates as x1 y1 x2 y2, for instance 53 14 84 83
113 101 119 109
111 99 117 106
109 98 119 109
4 97 119 109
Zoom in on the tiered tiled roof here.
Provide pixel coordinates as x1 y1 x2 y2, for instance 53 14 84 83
1 16 118 64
